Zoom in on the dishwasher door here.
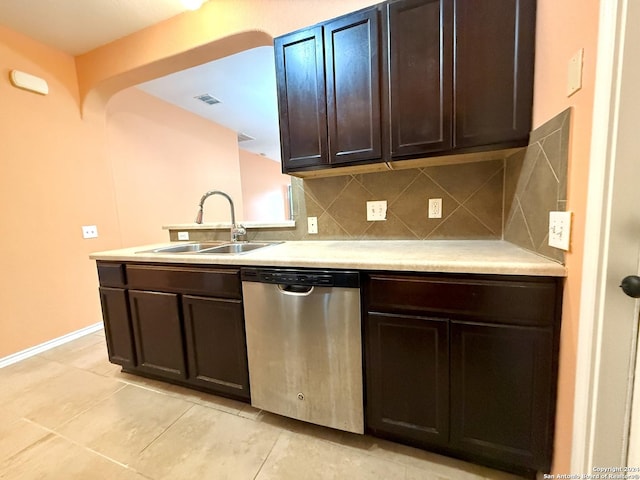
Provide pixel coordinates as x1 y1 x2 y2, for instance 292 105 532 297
242 269 363 434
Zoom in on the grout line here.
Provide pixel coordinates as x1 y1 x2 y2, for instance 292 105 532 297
516 198 536 250
458 204 500 237
541 146 560 183
20 418 151 477
54 381 128 429
138 404 195 456
251 431 283 480
425 204 462 239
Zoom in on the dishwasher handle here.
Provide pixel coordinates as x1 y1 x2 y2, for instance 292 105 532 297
278 284 314 296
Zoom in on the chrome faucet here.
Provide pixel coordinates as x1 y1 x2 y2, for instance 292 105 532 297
195 190 246 242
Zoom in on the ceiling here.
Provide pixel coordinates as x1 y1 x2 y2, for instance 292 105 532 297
0 0 281 161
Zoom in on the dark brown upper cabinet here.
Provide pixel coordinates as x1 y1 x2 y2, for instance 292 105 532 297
385 0 453 157
453 0 536 149
276 6 381 172
275 27 328 170
275 0 536 174
324 8 382 165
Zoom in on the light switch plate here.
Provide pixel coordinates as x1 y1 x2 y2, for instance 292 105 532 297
567 48 583 97
307 216 318 234
82 225 98 239
548 211 572 250
367 200 387 221
177 231 189 241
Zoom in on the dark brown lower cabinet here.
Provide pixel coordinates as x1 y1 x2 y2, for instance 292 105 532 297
450 321 554 471
98 287 135 368
366 312 449 446
182 295 250 399
364 272 562 475
96 262 249 402
129 289 187 380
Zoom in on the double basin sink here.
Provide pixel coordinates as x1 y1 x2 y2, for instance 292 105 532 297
139 241 281 255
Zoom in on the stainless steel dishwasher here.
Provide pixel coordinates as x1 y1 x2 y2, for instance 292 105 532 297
241 267 363 434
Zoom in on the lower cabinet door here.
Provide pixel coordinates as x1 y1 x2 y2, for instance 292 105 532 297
128 290 187 380
365 312 449 446
99 287 135 368
182 295 250 399
450 321 554 471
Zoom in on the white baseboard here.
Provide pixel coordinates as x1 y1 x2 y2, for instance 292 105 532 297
0 322 103 369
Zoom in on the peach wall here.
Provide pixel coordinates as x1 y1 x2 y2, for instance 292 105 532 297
0 1 603 472
532 0 600 473
0 27 120 358
106 88 243 245
75 0 380 111
238 149 290 221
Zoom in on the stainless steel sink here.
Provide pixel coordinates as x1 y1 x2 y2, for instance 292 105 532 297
138 242 225 254
138 241 281 255
197 242 281 254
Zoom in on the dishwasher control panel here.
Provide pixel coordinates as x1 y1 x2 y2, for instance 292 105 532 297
241 268 360 288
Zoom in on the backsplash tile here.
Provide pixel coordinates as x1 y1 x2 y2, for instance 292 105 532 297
504 108 571 262
251 160 506 241
179 110 569 259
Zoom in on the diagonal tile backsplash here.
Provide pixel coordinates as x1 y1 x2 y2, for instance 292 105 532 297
504 108 571 262
199 109 571 265
278 160 506 241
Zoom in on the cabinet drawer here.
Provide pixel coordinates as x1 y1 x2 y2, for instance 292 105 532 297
97 262 126 287
126 265 241 299
367 274 559 326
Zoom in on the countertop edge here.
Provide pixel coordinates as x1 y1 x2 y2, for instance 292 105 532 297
90 240 567 277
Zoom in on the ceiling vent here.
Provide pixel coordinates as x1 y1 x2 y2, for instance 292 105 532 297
194 93 221 105
237 132 255 142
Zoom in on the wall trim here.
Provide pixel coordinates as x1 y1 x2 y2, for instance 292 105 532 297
0 322 103 369
572 0 635 471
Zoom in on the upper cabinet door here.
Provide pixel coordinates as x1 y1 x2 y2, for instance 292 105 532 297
386 0 453 158
324 8 382 165
454 0 536 149
275 26 329 171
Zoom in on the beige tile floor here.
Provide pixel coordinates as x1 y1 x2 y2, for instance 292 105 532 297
0 330 525 480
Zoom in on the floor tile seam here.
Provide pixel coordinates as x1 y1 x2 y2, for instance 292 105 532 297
0 426 55 466
251 430 285 480
138 403 196 456
49 381 129 431
19 418 148 477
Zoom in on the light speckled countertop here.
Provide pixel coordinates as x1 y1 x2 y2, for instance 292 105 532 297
90 240 566 277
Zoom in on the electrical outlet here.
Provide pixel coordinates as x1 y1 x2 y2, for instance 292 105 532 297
428 198 442 219
307 216 318 234
82 225 98 239
548 211 572 250
367 200 387 221
177 231 190 241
